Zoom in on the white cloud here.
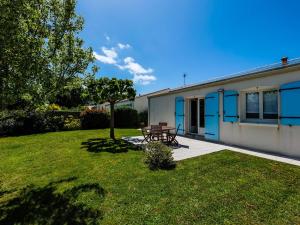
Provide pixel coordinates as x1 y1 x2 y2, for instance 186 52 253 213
133 74 157 85
94 42 156 85
118 43 131 50
93 47 118 64
105 35 110 41
119 57 156 85
120 57 153 74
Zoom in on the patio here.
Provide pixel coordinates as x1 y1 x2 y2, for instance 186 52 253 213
122 135 300 166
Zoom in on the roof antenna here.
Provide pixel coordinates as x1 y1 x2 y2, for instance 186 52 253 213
183 73 187 86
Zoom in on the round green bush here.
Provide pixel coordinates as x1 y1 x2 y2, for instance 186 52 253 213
144 142 176 170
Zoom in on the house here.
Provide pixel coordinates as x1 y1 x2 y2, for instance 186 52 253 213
148 57 300 158
97 88 170 113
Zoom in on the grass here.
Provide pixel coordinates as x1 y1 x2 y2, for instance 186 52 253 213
0 129 299 225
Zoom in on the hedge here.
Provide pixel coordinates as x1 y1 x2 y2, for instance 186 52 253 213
114 108 138 128
0 111 65 136
0 108 146 136
80 109 110 130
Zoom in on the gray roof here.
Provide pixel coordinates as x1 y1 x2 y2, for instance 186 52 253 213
151 57 300 97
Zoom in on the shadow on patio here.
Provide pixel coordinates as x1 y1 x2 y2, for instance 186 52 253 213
81 138 140 153
0 177 105 225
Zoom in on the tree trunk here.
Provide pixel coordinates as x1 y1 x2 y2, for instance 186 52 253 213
110 103 115 139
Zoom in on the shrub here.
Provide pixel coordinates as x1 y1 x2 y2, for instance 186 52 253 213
0 110 65 136
114 108 138 128
80 109 110 130
0 110 27 135
50 111 81 119
63 116 81 130
23 111 65 133
138 110 148 127
144 142 176 170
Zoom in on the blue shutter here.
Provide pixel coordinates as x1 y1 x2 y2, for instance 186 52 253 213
175 96 185 135
223 90 239 123
280 80 300 126
204 92 220 141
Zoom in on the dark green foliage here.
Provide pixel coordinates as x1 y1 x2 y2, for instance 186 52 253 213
26 112 65 133
114 108 138 128
138 110 148 127
52 110 81 119
0 0 97 110
80 109 110 130
55 78 90 108
0 110 26 135
144 142 176 170
0 110 68 136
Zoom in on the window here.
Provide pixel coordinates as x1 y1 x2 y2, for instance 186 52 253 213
246 92 259 119
244 89 278 123
263 90 278 119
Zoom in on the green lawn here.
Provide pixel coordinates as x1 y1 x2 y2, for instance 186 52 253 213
0 129 299 225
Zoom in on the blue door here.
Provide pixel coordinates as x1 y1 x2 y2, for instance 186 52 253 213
204 92 219 141
175 96 185 135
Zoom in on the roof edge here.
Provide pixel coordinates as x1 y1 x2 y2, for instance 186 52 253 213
149 58 300 98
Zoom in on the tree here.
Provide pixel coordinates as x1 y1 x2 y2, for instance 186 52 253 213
0 0 97 110
88 77 136 139
55 77 89 108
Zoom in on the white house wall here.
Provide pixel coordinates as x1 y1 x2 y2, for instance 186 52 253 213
134 95 148 113
149 68 300 158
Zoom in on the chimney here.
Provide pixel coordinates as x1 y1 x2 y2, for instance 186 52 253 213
281 57 288 65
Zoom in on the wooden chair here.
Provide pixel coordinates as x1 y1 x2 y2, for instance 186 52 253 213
141 128 151 143
159 122 168 126
150 125 163 141
167 124 180 146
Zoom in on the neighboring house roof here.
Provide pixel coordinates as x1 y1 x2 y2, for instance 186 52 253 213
136 88 170 98
148 57 300 98
119 88 171 102
100 88 171 105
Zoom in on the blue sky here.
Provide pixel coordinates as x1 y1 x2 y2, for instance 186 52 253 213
77 0 300 95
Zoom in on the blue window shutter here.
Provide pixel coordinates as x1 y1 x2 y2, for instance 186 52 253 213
280 81 300 126
223 90 239 122
175 96 185 135
204 92 220 141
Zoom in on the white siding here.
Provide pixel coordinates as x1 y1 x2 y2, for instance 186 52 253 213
149 68 300 158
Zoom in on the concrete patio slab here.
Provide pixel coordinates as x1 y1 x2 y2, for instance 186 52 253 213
122 136 300 166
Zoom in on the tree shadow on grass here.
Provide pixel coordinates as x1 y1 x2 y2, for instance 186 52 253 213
0 177 105 225
81 138 140 154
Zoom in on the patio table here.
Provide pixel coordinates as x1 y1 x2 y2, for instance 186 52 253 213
144 126 175 133
143 126 176 144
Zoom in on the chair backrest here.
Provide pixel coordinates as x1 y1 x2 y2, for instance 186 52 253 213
174 124 181 136
159 122 167 126
141 128 148 134
151 125 162 131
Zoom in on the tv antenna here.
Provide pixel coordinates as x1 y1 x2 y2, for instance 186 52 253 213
183 73 187 86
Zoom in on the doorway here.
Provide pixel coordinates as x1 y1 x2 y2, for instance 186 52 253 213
189 99 198 133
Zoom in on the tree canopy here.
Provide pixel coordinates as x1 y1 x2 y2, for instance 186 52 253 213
0 0 97 110
88 77 136 139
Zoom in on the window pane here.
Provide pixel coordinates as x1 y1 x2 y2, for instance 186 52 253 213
263 90 278 119
246 92 259 118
